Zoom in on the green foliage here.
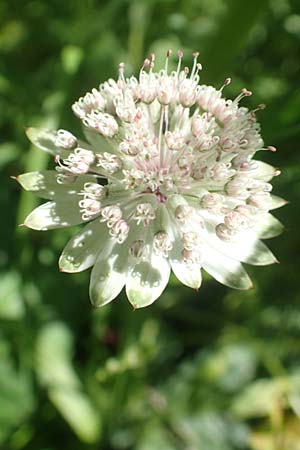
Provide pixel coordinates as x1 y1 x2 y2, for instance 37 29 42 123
1 0 300 449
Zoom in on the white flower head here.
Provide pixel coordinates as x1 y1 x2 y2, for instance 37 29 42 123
18 50 285 308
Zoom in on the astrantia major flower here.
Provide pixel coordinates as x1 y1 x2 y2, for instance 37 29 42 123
17 50 285 308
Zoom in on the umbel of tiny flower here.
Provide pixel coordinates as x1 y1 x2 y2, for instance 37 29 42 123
17 50 286 308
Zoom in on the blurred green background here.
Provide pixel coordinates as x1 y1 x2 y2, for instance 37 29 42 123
1 0 300 449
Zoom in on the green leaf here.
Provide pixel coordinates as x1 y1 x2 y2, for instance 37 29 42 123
0 271 24 320
0 346 34 443
35 322 80 388
231 378 287 418
0 142 20 168
35 322 101 443
49 387 101 444
61 45 83 75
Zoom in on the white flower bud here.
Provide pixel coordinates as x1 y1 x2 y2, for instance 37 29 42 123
96 152 122 174
79 198 101 220
182 248 202 265
133 203 155 226
55 129 77 149
201 193 223 211
182 231 201 251
197 85 222 111
179 78 197 107
234 204 256 218
72 89 106 119
130 240 148 259
101 205 122 227
212 162 234 181
73 148 95 164
119 139 140 156
156 73 175 105
248 192 272 210
225 175 249 199
215 223 236 242
153 231 173 257
137 72 157 103
122 169 144 189
224 210 249 231
115 90 137 122
110 219 129 243
84 111 118 137
63 148 95 175
174 204 194 223
165 130 186 151
83 182 106 199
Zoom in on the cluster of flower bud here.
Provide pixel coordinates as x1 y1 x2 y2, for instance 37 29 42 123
64 49 279 270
